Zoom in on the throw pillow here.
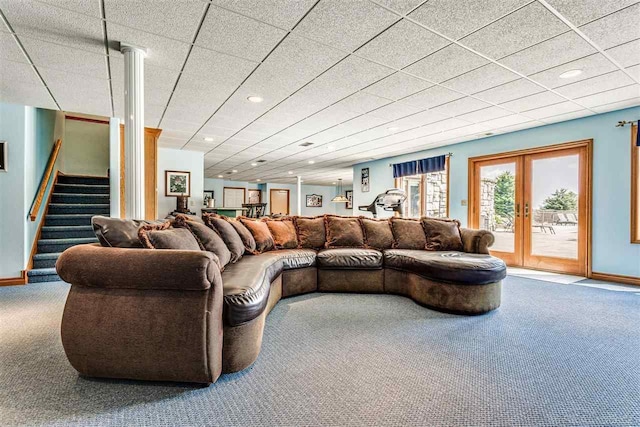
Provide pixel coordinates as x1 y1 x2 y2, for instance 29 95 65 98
227 219 257 254
238 217 275 253
390 218 427 250
92 216 163 248
360 217 394 250
263 218 298 249
324 215 365 248
173 215 232 268
294 216 326 249
138 221 201 251
422 217 464 251
203 213 245 263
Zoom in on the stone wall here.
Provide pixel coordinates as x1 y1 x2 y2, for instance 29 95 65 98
480 178 496 230
425 171 448 218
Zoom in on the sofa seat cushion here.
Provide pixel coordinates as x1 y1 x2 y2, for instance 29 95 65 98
317 248 383 270
221 249 316 326
383 250 506 285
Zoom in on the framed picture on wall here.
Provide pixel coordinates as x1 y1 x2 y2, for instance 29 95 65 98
361 167 370 192
203 190 214 207
0 141 6 172
165 170 191 196
346 190 353 209
306 194 322 207
248 189 261 204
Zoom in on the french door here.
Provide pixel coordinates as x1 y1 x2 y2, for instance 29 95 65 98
469 141 591 276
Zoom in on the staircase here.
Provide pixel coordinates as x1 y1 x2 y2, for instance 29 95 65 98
28 175 110 283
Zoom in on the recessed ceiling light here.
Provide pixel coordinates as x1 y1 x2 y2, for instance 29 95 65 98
387 126 400 131
287 171 293 174
251 163 257 166
247 96 263 103
203 137 214 142
308 160 315 164
217 175 223 178
559 69 583 79
256 179 261 182
232 169 238 173
332 182 336 185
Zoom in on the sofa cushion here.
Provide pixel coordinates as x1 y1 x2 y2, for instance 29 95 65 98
422 218 464 252
390 218 426 250
174 215 232 268
317 248 383 269
221 249 316 326
263 218 298 249
138 222 201 251
294 216 326 249
239 217 275 253
324 215 365 248
92 216 163 248
360 218 394 250
383 249 507 285
204 214 245 262
228 219 257 254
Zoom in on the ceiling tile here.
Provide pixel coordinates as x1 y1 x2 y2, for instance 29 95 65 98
368 101 422 121
181 46 257 91
579 3 640 50
0 59 57 110
21 36 108 79
592 98 640 113
107 23 191 71
400 85 465 109
408 0 528 40
429 97 492 117
374 0 425 15
574 85 640 108
37 0 102 18
336 91 393 114
363 72 432 100
459 2 569 59
441 63 519 95
474 79 545 104
456 106 512 123
104 0 207 43
528 53 617 88
356 19 449 69
539 109 592 124
605 38 640 68
196 6 286 62
498 31 596 76
554 71 635 99
627 64 640 81
0 32 27 63
403 44 488 83
387 109 449 129
0 0 105 54
210 0 316 30
500 91 566 112
545 0 638 27
160 118 203 134
523 101 583 120
293 0 399 52
39 66 110 116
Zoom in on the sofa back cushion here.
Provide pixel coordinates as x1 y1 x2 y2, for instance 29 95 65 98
138 221 201 251
360 218 394 250
263 218 298 249
239 217 275 253
92 216 164 248
422 217 463 251
390 218 427 250
294 216 326 249
227 219 257 254
203 214 245 263
324 215 365 248
174 215 231 268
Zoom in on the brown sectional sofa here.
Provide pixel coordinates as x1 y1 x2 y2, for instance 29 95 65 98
56 214 506 385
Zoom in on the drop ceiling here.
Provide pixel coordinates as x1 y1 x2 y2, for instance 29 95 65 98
1 0 639 185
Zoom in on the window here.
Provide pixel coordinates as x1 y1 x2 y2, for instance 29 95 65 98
395 158 449 218
632 124 640 243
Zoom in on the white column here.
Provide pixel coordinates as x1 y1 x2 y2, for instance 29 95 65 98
108 117 121 217
296 175 302 215
121 43 146 219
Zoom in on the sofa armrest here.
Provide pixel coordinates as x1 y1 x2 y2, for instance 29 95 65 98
460 228 495 255
56 244 220 291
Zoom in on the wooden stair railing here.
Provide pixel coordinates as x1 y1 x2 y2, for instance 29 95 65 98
29 139 62 221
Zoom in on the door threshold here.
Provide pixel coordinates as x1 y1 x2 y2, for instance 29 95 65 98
508 267 639 292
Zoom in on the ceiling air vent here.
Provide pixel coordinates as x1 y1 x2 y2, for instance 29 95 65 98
299 142 314 147
256 159 267 163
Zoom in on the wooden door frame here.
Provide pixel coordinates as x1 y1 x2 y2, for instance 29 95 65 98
468 139 592 277
269 188 290 215
223 187 246 207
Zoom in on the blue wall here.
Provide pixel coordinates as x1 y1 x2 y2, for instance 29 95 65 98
353 107 640 278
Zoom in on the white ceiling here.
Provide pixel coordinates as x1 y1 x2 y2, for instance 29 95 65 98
1 0 639 185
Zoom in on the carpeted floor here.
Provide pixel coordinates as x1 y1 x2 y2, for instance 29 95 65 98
1 276 639 427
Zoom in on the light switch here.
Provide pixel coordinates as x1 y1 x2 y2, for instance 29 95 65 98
460 199 468 206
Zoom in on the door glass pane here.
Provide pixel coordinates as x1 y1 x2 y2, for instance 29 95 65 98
406 177 421 218
479 163 516 253
530 154 579 259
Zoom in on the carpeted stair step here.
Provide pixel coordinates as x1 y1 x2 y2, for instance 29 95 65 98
51 193 110 205
54 183 109 194
57 175 109 186
37 237 98 253
32 252 62 269
41 225 94 239
47 203 109 215
27 268 61 283
44 214 95 227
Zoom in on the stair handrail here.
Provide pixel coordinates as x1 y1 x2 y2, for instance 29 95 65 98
29 139 62 221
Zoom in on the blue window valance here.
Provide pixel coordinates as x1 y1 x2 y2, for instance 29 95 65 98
392 155 447 178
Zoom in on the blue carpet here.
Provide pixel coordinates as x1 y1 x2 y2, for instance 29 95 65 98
0 276 638 426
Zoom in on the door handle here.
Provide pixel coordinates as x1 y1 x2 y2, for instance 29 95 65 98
515 203 520 218
524 203 529 218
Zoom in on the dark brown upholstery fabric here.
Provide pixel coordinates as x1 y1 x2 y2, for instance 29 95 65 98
138 222 201 251
238 217 275 254
174 215 232 268
390 218 427 250
324 215 365 248
203 214 245 262
263 218 298 249
294 216 326 249
92 216 163 248
282 267 317 297
422 217 463 251
228 219 257 254
316 248 383 269
360 217 394 250
318 269 384 293
460 228 495 254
